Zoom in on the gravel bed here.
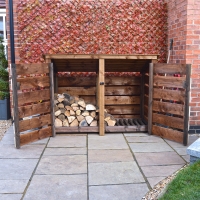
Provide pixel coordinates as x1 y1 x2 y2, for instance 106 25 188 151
143 164 188 200
0 119 12 141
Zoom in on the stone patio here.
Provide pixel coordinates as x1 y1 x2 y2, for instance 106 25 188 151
0 126 199 200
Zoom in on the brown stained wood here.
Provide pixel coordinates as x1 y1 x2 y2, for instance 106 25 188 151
144 95 149 106
11 64 20 149
112 115 140 119
153 88 185 103
144 85 149 95
55 127 98 132
153 76 186 88
152 125 183 143
16 63 49 75
105 96 140 105
17 76 50 90
18 101 51 118
183 64 191 146
20 126 52 146
148 63 153 135
106 105 140 115
19 114 51 132
153 101 184 116
106 126 125 132
140 71 145 120
152 113 184 130
144 74 149 84
99 59 105 136
105 76 141 86
105 86 140 95
154 63 187 75
144 105 148 118
80 96 96 105
58 77 96 87
18 89 50 105
58 87 96 96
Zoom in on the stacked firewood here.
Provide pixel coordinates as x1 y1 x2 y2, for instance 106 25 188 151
54 93 116 127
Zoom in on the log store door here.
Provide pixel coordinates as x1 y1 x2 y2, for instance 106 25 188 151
11 63 55 149
148 63 191 146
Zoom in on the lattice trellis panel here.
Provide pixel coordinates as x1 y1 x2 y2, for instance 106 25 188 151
17 0 167 63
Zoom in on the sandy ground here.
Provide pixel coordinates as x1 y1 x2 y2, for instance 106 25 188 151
0 119 12 141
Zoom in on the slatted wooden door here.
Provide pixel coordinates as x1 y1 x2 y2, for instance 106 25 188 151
148 63 191 145
11 63 55 148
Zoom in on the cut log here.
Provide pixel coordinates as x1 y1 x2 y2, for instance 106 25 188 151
82 111 89 116
77 115 84 122
64 110 70 117
90 111 96 118
63 119 69 126
58 97 64 103
72 106 79 111
71 103 78 107
70 110 75 116
85 116 93 124
55 110 61 116
70 119 79 127
78 100 86 108
107 119 116 126
54 93 58 100
67 116 76 123
54 105 59 112
57 114 65 121
57 103 64 108
79 119 88 126
63 99 70 106
95 115 99 120
76 110 81 116
86 104 96 111
80 107 85 111
65 106 73 111
55 118 62 127
60 108 66 114
90 120 97 126
74 96 80 102
104 113 111 122
54 100 58 105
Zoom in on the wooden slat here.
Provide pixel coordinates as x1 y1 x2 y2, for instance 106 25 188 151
153 101 184 116
20 126 52 146
153 88 185 103
152 125 183 143
105 96 140 105
144 105 148 119
113 115 140 119
144 74 149 84
144 95 148 106
99 59 105 136
58 87 96 96
55 127 98 132
183 64 191 145
17 76 50 90
152 113 184 130
105 76 141 86
105 86 140 95
11 64 20 149
153 76 186 88
106 105 140 115
18 89 50 105
154 63 186 74
46 54 158 60
140 72 145 120
18 101 51 118
148 63 153 135
19 114 51 132
79 96 96 105
144 84 149 95
16 63 49 75
58 77 96 87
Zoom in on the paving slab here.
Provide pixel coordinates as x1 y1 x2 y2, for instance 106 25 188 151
28 138 49 145
124 133 149 137
47 135 86 147
182 155 190 163
4 126 14 134
23 174 87 200
89 162 145 185
134 152 186 166
44 147 87 156
88 149 134 163
141 164 184 177
0 179 28 193
174 147 187 156
0 132 14 145
0 144 45 159
126 136 164 143
147 177 166 188
89 183 149 200
0 159 38 179
36 155 87 175
0 194 22 200
88 134 128 150
129 142 173 153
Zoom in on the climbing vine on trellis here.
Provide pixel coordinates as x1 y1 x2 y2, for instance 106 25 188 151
17 0 167 63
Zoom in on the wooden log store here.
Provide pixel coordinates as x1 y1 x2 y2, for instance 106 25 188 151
11 54 191 148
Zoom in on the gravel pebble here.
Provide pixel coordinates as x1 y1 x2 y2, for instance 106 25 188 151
0 119 12 141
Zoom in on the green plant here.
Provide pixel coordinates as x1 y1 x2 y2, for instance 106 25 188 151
0 37 9 100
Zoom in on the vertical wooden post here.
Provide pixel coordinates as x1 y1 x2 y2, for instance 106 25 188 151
49 63 56 137
183 64 191 146
99 59 105 136
140 70 145 121
148 63 154 135
11 64 20 149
